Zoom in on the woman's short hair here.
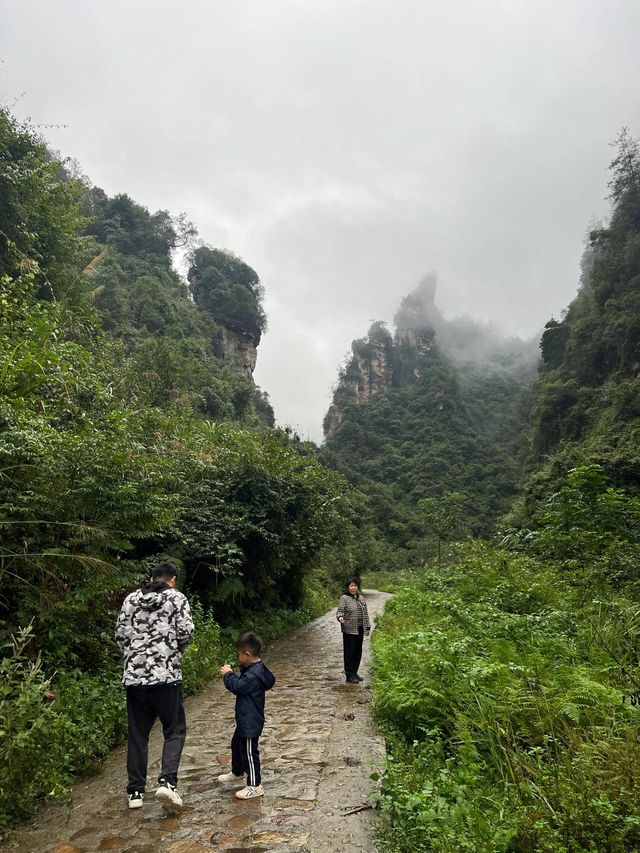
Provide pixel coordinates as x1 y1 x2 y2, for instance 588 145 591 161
344 575 361 593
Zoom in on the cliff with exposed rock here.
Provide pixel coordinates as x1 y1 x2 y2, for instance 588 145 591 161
323 276 438 435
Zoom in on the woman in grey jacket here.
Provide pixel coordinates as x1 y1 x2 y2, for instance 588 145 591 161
336 577 371 683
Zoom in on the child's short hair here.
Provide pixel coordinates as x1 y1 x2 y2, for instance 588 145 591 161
236 631 263 657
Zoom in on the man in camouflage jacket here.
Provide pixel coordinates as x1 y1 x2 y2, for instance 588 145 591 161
115 562 194 808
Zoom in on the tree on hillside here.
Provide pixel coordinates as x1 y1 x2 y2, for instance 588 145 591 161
187 247 266 342
418 492 468 566
0 108 88 300
608 127 640 204
83 190 197 262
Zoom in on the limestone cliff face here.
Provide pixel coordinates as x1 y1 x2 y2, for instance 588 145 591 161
323 323 395 434
324 276 439 436
394 326 435 383
219 327 258 380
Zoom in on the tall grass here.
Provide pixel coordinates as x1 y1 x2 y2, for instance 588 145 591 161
372 544 640 852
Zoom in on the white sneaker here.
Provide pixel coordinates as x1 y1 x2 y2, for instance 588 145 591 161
217 771 245 785
235 784 264 800
128 791 143 809
155 781 183 808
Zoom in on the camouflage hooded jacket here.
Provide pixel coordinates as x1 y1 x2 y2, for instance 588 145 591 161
115 582 195 686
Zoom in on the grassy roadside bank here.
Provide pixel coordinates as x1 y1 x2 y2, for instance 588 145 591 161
369 543 640 853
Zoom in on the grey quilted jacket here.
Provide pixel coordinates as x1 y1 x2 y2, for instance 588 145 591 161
336 593 371 635
115 583 194 686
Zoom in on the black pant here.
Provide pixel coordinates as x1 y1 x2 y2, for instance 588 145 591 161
126 682 186 794
231 729 261 786
343 628 364 678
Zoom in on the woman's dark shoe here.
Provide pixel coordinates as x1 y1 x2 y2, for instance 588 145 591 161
355 674 364 681
346 675 360 683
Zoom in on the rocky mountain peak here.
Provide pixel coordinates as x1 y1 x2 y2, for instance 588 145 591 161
323 277 439 436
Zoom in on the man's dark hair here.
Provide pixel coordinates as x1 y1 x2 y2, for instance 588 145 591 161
344 575 361 593
236 631 263 657
151 561 178 582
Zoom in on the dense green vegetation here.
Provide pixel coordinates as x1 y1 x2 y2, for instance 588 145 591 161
0 108 356 833
324 351 532 570
519 128 640 516
373 467 640 852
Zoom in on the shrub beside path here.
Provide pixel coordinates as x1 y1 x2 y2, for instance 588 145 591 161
3 590 391 853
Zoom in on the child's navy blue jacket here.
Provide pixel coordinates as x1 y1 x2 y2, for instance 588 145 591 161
223 660 276 737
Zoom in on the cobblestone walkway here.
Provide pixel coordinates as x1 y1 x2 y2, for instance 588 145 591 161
3 591 390 853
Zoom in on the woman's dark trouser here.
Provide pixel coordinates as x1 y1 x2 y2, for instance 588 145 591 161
231 729 261 786
126 682 186 794
343 628 364 677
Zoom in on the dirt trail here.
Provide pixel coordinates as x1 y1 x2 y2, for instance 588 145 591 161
3 590 391 853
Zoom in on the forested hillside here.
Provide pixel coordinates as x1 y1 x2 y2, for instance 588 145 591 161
517 129 640 519
0 108 358 832
323 276 536 570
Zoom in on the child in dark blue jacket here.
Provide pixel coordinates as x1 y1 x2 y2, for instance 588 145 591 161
218 631 276 799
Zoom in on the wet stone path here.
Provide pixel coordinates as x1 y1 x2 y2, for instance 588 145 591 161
3 591 391 853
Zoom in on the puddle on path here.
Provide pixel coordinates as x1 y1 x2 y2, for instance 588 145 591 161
2 591 390 853
226 814 259 830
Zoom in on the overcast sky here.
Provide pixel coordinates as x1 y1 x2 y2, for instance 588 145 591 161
2 1 639 440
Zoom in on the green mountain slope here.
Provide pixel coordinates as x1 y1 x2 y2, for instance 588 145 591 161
519 129 640 518
323 281 536 567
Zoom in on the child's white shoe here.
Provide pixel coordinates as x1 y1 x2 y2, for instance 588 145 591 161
217 771 245 785
235 784 264 799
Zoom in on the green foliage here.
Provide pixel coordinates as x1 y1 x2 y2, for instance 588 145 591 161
418 492 468 566
188 246 266 343
0 622 125 834
179 598 223 693
0 109 90 301
325 356 528 569
82 192 273 426
83 188 187 261
506 465 640 586
524 129 640 510
372 522 640 852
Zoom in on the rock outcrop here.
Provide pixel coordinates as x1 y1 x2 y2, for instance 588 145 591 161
323 322 395 434
323 276 439 436
219 327 258 380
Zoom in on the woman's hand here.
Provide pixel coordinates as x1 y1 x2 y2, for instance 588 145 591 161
365 629 371 636
338 616 345 624
219 664 233 675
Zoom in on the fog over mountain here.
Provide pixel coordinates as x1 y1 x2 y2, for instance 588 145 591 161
2 0 640 440
393 273 540 373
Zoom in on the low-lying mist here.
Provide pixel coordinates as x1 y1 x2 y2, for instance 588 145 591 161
395 273 541 378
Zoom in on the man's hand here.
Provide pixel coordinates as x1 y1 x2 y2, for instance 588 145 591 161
219 664 233 675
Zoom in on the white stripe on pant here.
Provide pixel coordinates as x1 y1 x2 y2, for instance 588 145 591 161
246 737 256 786
231 730 261 786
